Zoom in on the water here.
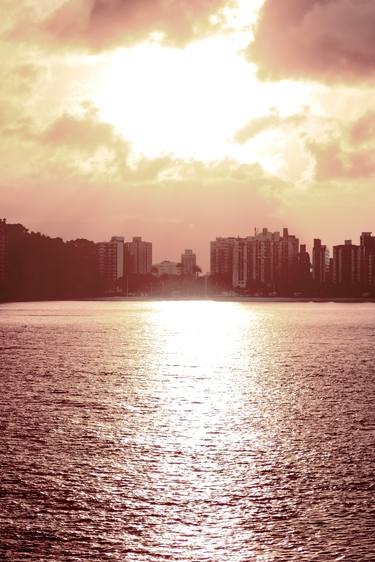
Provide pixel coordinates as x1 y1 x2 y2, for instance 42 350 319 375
0 300 374 561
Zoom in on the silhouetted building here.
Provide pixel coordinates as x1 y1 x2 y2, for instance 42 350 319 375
231 227 300 293
153 261 178 277
360 232 375 291
312 239 330 285
181 249 196 276
232 228 280 291
125 237 152 275
232 238 247 289
97 236 124 291
251 228 280 290
333 240 361 288
276 228 299 289
298 244 312 288
210 237 238 283
0 219 7 283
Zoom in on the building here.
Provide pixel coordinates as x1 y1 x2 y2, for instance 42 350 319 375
312 238 330 285
332 240 361 288
181 249 196 276
276 228 299 288
152 261 179 277
97 236 125 291
360 232 375 290
232 238 247 289
250 228 280 289
232 229 279 291
231 227 299 293
0 219 7 283
210 237 238 283
125 237 152 275
298 244 312 288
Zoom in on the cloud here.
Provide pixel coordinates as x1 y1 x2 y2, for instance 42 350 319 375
249 0 375 83
303 110 375 181
42 106 128 153
308 139 375 182
234 110 308 143
7 0 230 51
349 111 375 145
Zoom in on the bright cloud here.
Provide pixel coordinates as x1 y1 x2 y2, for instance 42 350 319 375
1 0 375 268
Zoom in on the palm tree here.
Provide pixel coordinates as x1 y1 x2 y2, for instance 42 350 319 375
192 265 202 278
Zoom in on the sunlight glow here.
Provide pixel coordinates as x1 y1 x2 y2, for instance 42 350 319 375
93 0 312 166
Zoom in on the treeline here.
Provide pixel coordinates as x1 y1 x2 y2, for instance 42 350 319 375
0 224 102 302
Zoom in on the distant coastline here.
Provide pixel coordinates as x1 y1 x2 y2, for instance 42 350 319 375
89 296 375 304
2 296 375 306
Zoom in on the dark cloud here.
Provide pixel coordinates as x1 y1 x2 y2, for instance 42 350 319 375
16 0 231 51
249 0 375 82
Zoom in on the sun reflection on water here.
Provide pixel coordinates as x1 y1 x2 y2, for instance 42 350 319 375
124 301 264 558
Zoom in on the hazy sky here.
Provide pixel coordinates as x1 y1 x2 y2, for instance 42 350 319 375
2 0 375 269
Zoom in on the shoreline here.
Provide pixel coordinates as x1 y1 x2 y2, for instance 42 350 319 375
2 296 375 305
89 296 375 303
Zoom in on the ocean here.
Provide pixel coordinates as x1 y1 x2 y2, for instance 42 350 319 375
0 300 374 561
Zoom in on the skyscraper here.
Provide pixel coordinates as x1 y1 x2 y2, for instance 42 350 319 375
181 249 197 276
231 227 300 293
360 232 375 290
249 228 280 289
297 244 312 289
97 236 125 291
125 237 152 275
333 240 361 288
210 237 238 282
232 238 247 289
232 229 280 291
0 218 7 283
276 228 299 289
312 238 330 286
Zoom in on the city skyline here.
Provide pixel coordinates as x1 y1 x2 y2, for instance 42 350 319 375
2 216 375 299
3 214 375 274
2 1 375 270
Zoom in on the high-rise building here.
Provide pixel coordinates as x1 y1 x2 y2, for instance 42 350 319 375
332 240 361 287
250 228 280 289
97 236 125 291
360 232 375 290
298 244 312 288
125 237 152 275
0 218 7 283
276 228 299 288
312 238 330 285
232 228 280 290
210 237 238 281
232 238 247 289
181 249 196 276
231 227 299 293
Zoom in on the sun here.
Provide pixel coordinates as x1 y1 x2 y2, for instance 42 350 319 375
92 0 311 166
94 37 256 160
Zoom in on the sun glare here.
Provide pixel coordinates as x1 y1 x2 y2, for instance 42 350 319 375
93 0 311 166
94 38 254 160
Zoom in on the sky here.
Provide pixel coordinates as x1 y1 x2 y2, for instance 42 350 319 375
2 0 375 269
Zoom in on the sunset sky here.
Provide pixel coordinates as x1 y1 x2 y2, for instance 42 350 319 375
2 0 375 269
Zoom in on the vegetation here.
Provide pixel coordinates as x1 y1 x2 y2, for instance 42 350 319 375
0 225 102 302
